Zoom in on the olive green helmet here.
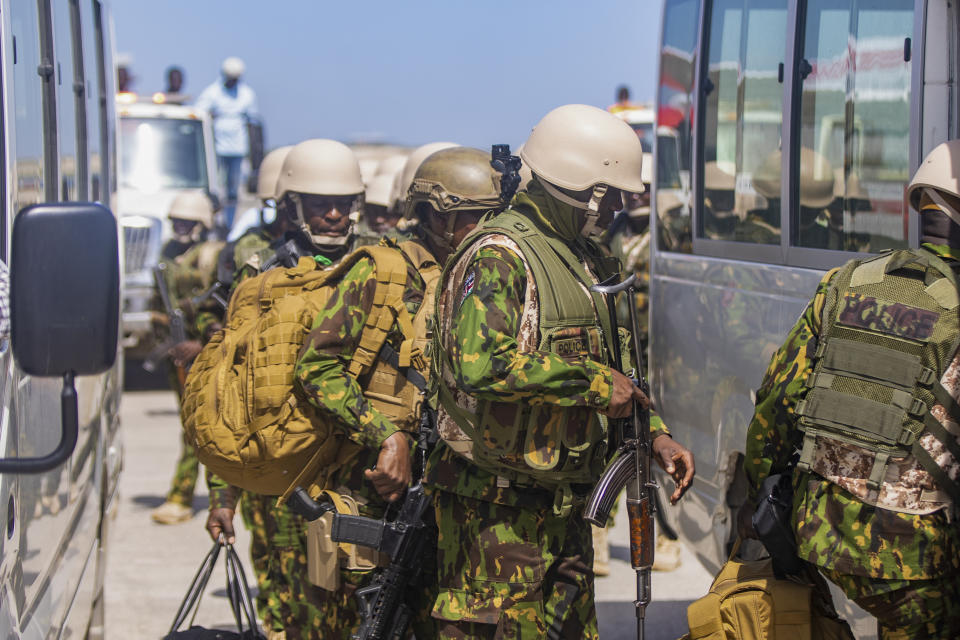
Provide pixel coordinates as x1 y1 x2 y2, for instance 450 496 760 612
391 142 457 211
405 146 504 252
404 147 502 218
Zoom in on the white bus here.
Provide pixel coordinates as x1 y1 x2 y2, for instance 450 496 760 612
0 1 122 637
649 0 954 628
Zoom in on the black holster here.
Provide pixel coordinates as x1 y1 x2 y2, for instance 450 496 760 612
752 472 806 577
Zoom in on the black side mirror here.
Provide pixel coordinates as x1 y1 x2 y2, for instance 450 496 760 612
4 202 119 473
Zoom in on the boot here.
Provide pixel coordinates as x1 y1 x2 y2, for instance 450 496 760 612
592 525 611 577
151 501 192 524
652 533 682 571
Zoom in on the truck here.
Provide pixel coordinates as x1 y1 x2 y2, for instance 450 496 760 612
116 99 219 358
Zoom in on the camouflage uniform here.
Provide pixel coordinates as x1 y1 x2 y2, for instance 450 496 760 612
159 237 223 506
427 188 669 639
292 239 438 640
744 243 960 639
205 232 358 637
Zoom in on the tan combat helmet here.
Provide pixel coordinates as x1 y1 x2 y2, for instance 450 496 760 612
908 139 960 226
275 139 365 249
168 190 214 242
256 145 293 203
405 146 503 253
753 148 834 209
391 142 457 212
366 173 394 208
520 104 645 238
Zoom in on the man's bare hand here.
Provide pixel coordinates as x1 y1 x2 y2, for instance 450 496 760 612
364 432 411 502
652 434 695 504
168 340 203 367
601 369 650 419
206 507 235 544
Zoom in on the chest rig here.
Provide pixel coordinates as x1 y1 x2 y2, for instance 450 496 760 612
434 208 620 512
796 248 960 509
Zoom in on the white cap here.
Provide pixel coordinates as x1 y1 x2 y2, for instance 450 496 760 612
221 57 245 79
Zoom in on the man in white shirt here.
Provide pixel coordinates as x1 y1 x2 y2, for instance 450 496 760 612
195 57 259 231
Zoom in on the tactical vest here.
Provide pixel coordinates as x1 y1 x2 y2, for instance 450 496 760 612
796 248 960 513
182 240 439 499
434 208 620 512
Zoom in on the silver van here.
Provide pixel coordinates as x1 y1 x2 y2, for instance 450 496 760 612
0 1 122 638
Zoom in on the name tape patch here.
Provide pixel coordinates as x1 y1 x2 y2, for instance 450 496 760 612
836 292 939 341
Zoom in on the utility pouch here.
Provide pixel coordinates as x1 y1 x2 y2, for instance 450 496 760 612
752 472 806 577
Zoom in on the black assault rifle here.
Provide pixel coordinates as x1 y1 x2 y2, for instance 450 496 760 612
143 262 188 383
583 273 654 640
287 407 438 640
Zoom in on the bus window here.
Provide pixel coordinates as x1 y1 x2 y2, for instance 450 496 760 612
52 2 81 202
80 0 102 202
9 2 45 218
793 0 913 251
700 0 787 245
655 0 699 253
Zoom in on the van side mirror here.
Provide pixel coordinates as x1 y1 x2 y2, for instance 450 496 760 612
3 203 119 473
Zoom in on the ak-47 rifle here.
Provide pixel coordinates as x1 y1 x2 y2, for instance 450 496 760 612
287 406 438 640
143 262 188 384
584 273 654 640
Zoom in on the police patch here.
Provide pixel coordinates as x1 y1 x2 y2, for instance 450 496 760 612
836 292 939 341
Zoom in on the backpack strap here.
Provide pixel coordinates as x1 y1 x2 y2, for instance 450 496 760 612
347 246 419 377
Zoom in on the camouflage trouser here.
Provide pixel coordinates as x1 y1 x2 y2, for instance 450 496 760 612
240 491 432 639
822 568 960 639
239 492 277 631
432 490 598 640
165 432 199 506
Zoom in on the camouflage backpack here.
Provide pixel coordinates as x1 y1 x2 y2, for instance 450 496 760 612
181 242 437 497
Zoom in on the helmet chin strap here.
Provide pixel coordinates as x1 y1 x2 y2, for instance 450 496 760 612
419 211 459 256
925 187 960 228
290 192 359 250
538 180 610 238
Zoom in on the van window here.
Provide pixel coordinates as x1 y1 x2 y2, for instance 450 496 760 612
10 4 45 217
119 117 208 192
792 0 913 251
52 2 82 202
655 0 699 253
80 0 101 202
700 0 788 245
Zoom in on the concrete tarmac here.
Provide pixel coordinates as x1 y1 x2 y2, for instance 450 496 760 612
106 389 713 638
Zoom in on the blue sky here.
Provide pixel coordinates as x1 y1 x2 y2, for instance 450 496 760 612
111 0 663 150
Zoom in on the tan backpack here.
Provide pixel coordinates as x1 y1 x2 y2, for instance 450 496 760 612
684 542 854 640
181 242 439 497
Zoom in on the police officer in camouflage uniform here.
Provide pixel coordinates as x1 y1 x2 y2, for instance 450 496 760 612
204 139 366 640
741 139 960 639
427 105 695 639
151 191 224 525
291 146 507 639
